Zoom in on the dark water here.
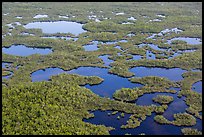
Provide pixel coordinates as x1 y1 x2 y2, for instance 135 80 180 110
24 21 86 35
130 67 187 81
84 110 185 135
191 81 202 93
31 67 143 98
84 85 202 135
2 44 52 56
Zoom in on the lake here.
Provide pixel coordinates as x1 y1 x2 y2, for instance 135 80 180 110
24 21 86 36
31 67 143 98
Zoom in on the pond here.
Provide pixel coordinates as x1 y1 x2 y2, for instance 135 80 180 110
191 81 202 93
24 21 86 36
2 62 12 69
129 67 187 81
83 41 99 51
168 49 196 59
146 50 156 59
127 54 142 60
2 62 20 80
31 67 143 98
98 55 114 67
167 37 202 45
139 43 166 51
2 44 52 56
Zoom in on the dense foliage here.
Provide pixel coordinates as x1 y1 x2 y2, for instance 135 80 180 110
2 2 202 135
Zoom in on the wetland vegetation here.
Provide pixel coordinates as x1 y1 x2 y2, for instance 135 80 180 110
2 2 202 135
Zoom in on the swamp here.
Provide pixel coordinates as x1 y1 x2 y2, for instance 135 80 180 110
2 2 202 135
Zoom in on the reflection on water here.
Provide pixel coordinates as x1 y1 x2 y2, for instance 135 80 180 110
130 67 186 81
167 37 202 45
2 44 52 56
98 55 114 67
31 67 143 98
24 21 86 35
191 81 202 93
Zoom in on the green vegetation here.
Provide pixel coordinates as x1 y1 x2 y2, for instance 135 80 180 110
113 76 178 104
2 73 167 135
2 2 202 135
113 86 176 103
129 76 179 88
181 128 202 135
113 88 139 102
109 51 202 78
178 71 202 119
154 113 196 126
120 112 125 117
152 95 174 104
111 111 118 115
2 70 12 76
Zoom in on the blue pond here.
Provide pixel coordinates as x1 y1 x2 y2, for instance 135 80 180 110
146 50 156 59
132 55 142 60
24 21 86 36
130 67 187 81
2 62 12 68
98 55 114 67
2 44 52 56
191 81 202 93
139 43 166 51
83 41 99 51
2 62 13 79
167 37 202 45
31 67 143 98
